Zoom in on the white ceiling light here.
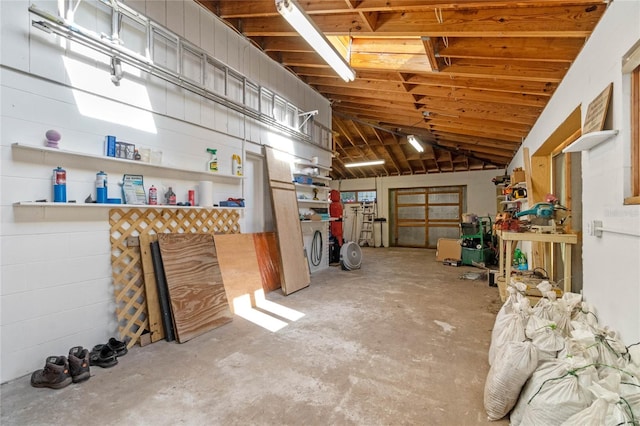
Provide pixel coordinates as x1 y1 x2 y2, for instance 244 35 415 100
275 0 355 82
407 135 424 153
345 160 385 168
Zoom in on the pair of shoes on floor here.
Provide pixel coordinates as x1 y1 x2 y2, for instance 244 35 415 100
31 346 90 389
89 338 127 368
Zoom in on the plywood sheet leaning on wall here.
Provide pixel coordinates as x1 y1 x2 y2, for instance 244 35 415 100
157 233 233 343
214 233 264 313
269 186 310 295
253 232 282 292
264 146 311 295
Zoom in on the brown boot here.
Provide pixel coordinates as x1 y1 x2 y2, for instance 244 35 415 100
30 356 72 389
68 347 90 383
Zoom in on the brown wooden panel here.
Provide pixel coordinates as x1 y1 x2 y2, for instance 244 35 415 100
157 233 232 343
253 232 282 292
139 233 164 343
270 187 310 295
265 146 293 184
213 233 264 313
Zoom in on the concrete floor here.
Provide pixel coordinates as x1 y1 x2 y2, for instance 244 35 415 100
1 247 509 425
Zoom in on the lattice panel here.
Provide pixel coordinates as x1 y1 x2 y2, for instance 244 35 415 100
109 208 241 347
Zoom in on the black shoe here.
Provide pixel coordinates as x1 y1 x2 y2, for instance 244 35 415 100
68 346 90 383
107 337 128 357
30 356 72 389
92 337 127 358
89 345 118 368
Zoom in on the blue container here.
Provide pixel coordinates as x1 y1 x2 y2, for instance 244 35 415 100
96 171 107 203
52 167 66 203
104 135 116 157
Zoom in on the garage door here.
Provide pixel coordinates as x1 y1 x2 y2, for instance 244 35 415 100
390 186 465 248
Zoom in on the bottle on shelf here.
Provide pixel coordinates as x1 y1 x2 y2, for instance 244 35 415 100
232 154 242 176
165 187 176 205
148 185 158 205
95 171 107 203
52 166 66 203
206 148 218 172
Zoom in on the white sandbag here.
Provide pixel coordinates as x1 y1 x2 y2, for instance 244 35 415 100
551 298 575 338
561 398 609 426
519 363 596 426
565 375 640 426
571 301 599 329
488 296 531 365
592 327 630 371
510 357 594 426
558 326 599 364
532 282 556 321
510 360 568 425
526 315 565 356
484 341 538 421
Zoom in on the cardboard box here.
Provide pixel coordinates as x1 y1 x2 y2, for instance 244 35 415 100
511 168 525 184
436 238 461 262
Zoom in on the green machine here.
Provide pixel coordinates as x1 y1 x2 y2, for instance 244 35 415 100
460 216 495 266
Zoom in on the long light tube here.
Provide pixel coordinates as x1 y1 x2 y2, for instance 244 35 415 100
276 0 355 82
407 135 424 153
345 160 385 168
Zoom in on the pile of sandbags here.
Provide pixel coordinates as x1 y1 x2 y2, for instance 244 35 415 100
484 281 640 425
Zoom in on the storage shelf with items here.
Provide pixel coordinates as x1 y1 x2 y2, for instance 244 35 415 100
11 143 244 209
12 143 244 181
290 157 332 272
292 158 332 221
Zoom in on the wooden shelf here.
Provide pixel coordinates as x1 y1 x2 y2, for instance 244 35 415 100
501 198 527 204
562 130 618 153
293 182 330 190
12 143 245 181
13 201 242 209
294 160 332 171
297 199 330 205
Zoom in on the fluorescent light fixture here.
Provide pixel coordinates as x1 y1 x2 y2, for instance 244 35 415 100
407 135 424 153
345 160 385 168
276 0 355 82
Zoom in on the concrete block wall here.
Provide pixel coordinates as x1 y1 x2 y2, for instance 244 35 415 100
0 0 331 383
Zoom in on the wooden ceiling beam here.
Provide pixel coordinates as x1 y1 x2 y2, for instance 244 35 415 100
435 37 585 63
212 1 606 19
408 85 548 108
238 5 605 37
306 76 410 93
428 124 523 143
316 84 417 103
402 73 557 96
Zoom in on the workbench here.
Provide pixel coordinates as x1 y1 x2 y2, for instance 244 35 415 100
496 231 578 293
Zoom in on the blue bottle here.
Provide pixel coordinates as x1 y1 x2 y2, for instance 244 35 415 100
96 171 107 203
53 167 66 203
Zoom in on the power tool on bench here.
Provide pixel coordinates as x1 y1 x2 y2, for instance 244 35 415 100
515 202 568 233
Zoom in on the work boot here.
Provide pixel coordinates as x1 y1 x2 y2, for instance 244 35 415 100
68 346 90 383
30 356 72 389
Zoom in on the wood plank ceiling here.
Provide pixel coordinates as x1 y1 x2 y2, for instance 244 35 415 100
197 0 608 179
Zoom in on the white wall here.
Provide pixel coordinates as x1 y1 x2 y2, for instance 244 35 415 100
510 1 640 344
332 169 502 247
0 0 330 383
